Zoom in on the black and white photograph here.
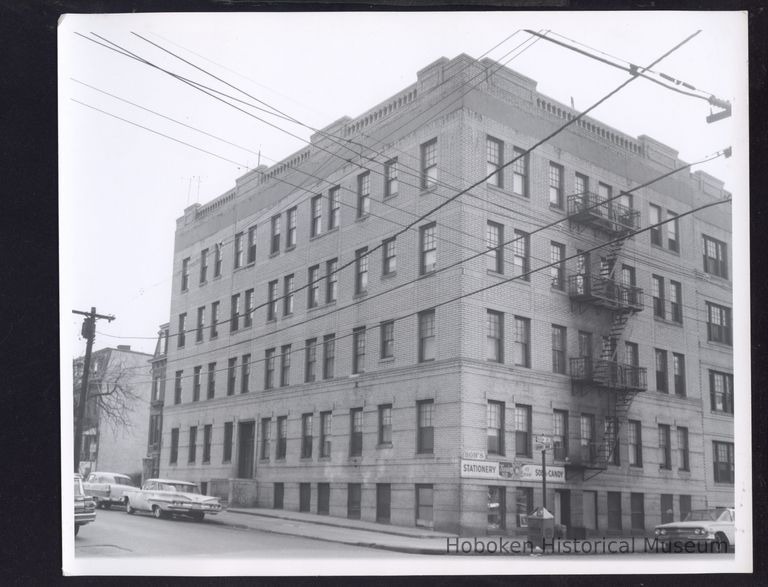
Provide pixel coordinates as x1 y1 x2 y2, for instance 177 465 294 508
58 10 751 576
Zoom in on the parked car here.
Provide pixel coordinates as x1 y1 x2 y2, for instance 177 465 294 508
83 471 139 509
124 478 223 521
74 475 96 536
652 508 735 551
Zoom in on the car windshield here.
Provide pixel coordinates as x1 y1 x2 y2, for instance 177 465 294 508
684 509 721 522
158 482 200 494
114 475 136 486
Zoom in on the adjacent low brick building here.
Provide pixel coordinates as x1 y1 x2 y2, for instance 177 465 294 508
154 54 733 536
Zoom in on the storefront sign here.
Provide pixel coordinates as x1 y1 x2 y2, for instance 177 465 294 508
460 459 566 484
462 449 487 460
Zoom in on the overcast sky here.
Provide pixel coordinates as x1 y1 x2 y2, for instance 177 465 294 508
59 11 748 358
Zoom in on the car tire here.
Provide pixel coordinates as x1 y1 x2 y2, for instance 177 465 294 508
126 500 135 515
715 533 730 552
152 506 165 520
190 512 204 522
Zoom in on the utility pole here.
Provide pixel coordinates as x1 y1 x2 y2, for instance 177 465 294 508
72 307 115 473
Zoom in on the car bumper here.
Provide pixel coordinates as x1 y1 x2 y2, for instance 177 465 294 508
75 511 96 526
160 504 222 515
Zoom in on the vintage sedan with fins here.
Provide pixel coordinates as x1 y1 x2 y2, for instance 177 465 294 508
124 478 223 521
652 507 735 551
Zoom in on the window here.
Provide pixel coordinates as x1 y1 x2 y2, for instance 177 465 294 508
347 483 362 520
196 306 205 342
267 280 278 321
301 413 313 458
283 274 294 316
707 302 732 345
418 309 436 362
207 362 216 399
223 422 233 463
604 417 619 465
649 204 662 246
680 495 692 522
350 408 363 456
514 316 530 367
241 353 251 393
550 242 565 290
260 418 271 460
578 331 593 360
421 138 437 189
384 158 399 198
628 420 642 467
487 310 504 363
667 210 679 252
485 221 503 273
188 426 197 463
598 182 612 205
230 293 240 332
552 325 567 374
670 281 682 323
234 232 243 268
177 313 186 348
652 275 665 319
607 492 622 531
659 424 671 469
192 366 201 402
631 493 645 530
512 230 530 280
318 484 330 515
202 425 212 463
247 225 257 264
487 401 505 455
378 404 392 445
276 416 287 459
328 186 340 230
357 172 370 218
174 370 182 404
420 223 436 274
352 327 366 374
321 259 336 304
320 411 332 458
308 265 320 308
210 301 219 339
417 400 434 454
311 195 323 237
323 334 335 379
515 404 531 457
355 248 369 294
575 172 589 196
264 348 275 390
244 289 254 328
380 320 394 359
703 236 729 278
655 349 668 393
280 345 291 387
299 484 310 512
181 257 190 291
415 484 434 528
170 428 179 464
516 487 533 528
580 414 595 463
673 353 686 396
549 162 564 208
270 215 281 254
305 338 317 383
382 238 396 275
286 207 297 248
486 136 504 187
227 358 237 396
200 249 208 283
511 147 527 197
553 410 568 460
678 427 689 471
710 370 734 414
488 486 506 530
213 243 222 277
274 483 284 509
713 441 734 483
661 494 674 524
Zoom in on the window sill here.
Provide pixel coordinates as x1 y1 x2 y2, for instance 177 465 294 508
384 193 399 200
488 183 528 201
653 316 683 327
310 232 324 241
377 443 393 449
651 243 680 257
318 456 331 461
266 318 277 324
706 339 733 349
299 457 313 462
382 270 397 279
353 291 368 299
379 357 394 364
276 458 286 463
356 214 370 223
269 251 280 258
486 269 505 278
415 453 435 458
419 186 438 196
549 204 565 212
285 245 296 252
710 410 734 417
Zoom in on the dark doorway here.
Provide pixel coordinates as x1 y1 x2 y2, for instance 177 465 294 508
274 483 284 509
237 421 255 478
347 483 361 519
376 484 391 523
299 482 311 512
317 483 330 515
555 489 571 532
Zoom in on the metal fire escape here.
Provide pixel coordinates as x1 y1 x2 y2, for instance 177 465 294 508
564 191 648 481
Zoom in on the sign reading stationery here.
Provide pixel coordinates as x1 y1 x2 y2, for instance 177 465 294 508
460 459 566 484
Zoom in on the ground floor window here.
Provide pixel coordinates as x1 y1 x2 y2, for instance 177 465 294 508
583 490 598 530
661 494 674 524
607 491 622 531
376 484 391 524
679 495 691 521
299 482 311 512
317 483 330 515
347 483 361 520
274 483 284 509
630 493 644 530
488 486 506 530
416 484 434 528
516 487 533 528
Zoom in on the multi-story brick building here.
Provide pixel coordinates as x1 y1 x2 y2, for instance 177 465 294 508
155 54 733 536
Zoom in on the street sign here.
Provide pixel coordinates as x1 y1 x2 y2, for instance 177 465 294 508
534 435 553 450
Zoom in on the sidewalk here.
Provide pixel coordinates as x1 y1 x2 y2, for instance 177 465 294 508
210 506 455 555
